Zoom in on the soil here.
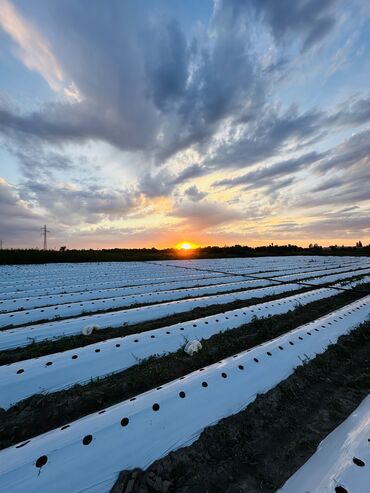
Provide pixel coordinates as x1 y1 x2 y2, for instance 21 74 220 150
111 320 370 493
0 287 367 451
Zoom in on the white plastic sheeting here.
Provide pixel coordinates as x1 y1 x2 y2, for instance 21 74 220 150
0 296 369 493
0 269 224 300
0 256 363 299
1 268 370 352
0 256 358 284
161 256 362 273
0 278 280 327
2 263 368 326
0 274 248 312
279 394 370 493
1 262 353 312
0 263 193 293
0 272 227 300
4 263 367 327
0 258 284 293
1 276 369 409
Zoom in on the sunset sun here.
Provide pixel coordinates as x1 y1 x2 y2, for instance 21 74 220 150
176 241 199 251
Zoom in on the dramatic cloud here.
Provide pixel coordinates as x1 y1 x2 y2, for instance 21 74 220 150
249 0 338 51
0 0 369 247
0 0 75 96
0 0 262 161
20 181 141 225
139 164 207 198
214 151 326 190
316 127 370 174
0 178 42 245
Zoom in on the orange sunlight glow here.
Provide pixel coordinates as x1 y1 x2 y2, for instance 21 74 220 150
176 241 199 250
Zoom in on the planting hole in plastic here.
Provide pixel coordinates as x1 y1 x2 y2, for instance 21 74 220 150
353 457 365 467
36 455 48 468
16 440 30 448
82 435 93 445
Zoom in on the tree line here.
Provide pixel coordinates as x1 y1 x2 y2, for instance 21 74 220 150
0 243 369 265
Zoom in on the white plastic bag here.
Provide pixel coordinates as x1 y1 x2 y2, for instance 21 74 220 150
82 324 101 336
184 340 202 356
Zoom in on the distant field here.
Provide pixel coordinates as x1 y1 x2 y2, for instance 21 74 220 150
0 256 370 492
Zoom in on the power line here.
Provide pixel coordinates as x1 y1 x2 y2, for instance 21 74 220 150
40 225 50 250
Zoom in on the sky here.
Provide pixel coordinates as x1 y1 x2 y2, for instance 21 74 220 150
0 0 369 249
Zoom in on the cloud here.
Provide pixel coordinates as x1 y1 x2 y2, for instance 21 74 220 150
248 0 338 51
270 208 370 241
3 139 77 180
0 0 68 93
316 127 370 173
206 105 326 170
208 93 370 172
20 181 141 225
144 19 189 111
0 0 263 163
184 185 207 202
171 200 243 231
139 164 207 198
326 95 370 128
0 0 360 174
214 150 326 190
0 178 43 246
289 128 370 208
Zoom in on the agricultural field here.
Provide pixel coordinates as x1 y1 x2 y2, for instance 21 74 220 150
0 256 369 493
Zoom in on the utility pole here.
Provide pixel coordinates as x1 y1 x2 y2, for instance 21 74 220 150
0 240 2 250
40 225 50 250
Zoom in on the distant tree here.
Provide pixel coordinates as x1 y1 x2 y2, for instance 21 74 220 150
59 246 67 252
356 241 363 248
